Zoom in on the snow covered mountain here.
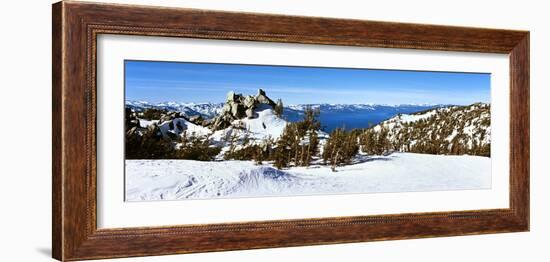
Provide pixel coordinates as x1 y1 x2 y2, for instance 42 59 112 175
210 105 287 144
366 103 491 156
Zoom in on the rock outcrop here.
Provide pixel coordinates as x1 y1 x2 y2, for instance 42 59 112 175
159 111 185 124
158 111 205 127
125 108 141 129
210 89 277 130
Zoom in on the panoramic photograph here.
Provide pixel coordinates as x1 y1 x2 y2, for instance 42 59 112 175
124 60 491 202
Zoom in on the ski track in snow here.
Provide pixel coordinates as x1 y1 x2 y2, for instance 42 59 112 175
125 152 491 201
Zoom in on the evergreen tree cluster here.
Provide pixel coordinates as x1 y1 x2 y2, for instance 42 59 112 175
125 129 221 160
125 126 175 159
223 134 275 165
177 131 221 161
125 108 221 160
273 107 321 169
140 108 167 120
359 126 392 155
222 106 322 169
322 128 360 171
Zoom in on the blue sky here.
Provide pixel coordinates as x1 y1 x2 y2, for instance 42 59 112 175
125 60 490 105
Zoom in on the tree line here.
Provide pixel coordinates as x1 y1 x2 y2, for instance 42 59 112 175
126 104 491 169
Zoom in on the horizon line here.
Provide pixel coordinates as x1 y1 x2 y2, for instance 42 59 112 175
125 99 490 107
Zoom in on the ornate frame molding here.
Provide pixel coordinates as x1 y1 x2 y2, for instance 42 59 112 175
53 1 529 261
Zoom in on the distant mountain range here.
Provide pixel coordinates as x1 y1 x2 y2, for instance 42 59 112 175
125 100 445 131
125 101 224 119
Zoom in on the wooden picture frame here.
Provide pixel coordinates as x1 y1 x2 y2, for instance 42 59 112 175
52 1 529 261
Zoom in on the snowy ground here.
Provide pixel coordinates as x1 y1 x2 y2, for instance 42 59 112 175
125 152 491 201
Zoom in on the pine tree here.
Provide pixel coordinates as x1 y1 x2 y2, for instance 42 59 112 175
376 126 390 155
272 106 322 168
274 98 284 117
227 131 239 156
359 129 376 155
274 127 291 169
323 128 358 171
178 133 221 161
305 131 319 166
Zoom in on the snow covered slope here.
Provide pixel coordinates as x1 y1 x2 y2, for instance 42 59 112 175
125 152 491 201
210 106 287 143
137 117 211 138
370 103 491 154
157 118 211 138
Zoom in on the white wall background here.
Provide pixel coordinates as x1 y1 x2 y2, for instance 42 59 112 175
0 0 546 261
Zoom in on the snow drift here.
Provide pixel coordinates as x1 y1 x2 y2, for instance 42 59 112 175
125 152 491 201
